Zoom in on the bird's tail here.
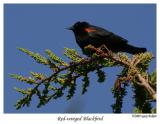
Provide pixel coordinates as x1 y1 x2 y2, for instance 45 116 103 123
123 44 147 54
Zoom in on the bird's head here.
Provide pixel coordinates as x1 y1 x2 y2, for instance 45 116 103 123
67 21 90 34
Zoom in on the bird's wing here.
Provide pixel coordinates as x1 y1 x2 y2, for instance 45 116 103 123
85 26 112 36
86 25 128 45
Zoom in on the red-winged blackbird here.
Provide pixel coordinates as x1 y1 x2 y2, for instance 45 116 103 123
68 21 147 54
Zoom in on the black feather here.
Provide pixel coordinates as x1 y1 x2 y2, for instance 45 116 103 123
69 21 147 54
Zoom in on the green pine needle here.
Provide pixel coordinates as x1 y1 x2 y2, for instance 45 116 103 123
10 74 36 84
19 48 49 65
45 49 68 66
64 47 83 62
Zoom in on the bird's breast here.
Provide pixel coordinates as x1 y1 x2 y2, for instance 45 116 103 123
75 33 106 48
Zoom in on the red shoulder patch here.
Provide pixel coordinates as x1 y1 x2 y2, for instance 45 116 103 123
85 27 96 33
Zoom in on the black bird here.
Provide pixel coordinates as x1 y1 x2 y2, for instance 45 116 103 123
68 21 147 54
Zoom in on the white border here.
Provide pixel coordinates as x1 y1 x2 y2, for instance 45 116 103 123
0 0 159 124
1 0 159 4
0 0 3 115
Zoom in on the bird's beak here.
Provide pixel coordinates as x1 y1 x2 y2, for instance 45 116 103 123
66 26 74 30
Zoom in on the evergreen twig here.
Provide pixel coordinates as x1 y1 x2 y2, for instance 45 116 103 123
10 45 156 113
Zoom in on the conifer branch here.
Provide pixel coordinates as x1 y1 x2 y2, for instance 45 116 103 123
10 45 156 112
85 45 156 100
